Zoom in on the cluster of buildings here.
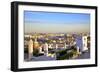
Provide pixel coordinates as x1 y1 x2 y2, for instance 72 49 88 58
24 33 90 60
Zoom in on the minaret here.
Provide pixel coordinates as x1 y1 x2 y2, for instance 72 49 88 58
43 43 48 56
28 37 33 60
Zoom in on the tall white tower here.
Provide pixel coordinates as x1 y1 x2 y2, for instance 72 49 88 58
82 36 88 52
28 38 33 60
43 43 48 56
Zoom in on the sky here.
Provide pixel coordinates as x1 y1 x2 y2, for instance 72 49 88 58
24 11 90 33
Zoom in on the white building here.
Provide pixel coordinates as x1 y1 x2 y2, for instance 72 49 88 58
82 36 88 52
64 43 67 49
39 46 44 54
43 43 49 56
28 38 33 60
48 44 53 49
55 44 58 49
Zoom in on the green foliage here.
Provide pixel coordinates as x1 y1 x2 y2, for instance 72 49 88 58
57 46 78 60
33 49 39 56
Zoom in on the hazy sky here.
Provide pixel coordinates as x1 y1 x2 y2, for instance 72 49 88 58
24 11 90 33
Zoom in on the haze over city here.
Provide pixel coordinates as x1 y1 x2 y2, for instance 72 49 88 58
24 11 90 61
24 11 90 33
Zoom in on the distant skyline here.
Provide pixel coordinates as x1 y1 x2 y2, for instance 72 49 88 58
24 11 90 33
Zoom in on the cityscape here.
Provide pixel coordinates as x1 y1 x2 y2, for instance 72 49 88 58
24 11 90 61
